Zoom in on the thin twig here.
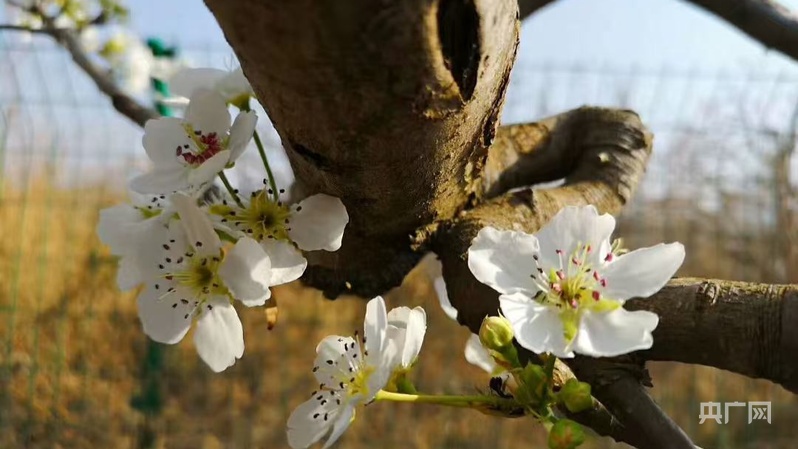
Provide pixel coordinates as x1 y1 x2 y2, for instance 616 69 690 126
35 15 159 127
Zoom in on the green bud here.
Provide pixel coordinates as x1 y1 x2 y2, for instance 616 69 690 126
548 419 586 449
514 363 549 406
479 316 514 352
558 379 594 413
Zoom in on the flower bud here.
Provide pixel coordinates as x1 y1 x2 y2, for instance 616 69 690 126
514 363 549 406
479 316 514 353
558 379 594 413
548 419 586 449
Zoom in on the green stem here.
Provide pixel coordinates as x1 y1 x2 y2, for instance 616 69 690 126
218 172 243 208
374 390 517 409
238 102 279 201
253 130 279 201
543 353 556 378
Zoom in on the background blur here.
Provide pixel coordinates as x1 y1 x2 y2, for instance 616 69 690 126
2 0 798 448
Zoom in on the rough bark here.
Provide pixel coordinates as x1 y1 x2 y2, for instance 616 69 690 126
628 278 798 393
205 0 520 299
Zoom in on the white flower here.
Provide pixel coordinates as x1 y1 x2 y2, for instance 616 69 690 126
209 189 348 289
101 32 155 95
97 193 173 291
287 296 396 449
169 67 254 107
130 89 258 194
135 193 272 372
468 205 685 358
386 306 426 369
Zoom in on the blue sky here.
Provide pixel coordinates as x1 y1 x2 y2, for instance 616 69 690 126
127 0 798 71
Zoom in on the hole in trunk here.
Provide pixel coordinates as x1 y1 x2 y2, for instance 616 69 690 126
437 0 480 101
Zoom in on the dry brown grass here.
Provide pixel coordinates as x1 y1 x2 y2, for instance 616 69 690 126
0 179 795 449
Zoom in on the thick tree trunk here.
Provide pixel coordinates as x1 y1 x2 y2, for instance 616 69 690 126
205 0 520 298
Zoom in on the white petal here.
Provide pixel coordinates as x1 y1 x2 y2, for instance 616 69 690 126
169 67 227 98
387 307 426 367
313 336 361 387
288 195 349 251
287 393 344 449
573 309 659 357
185 89 231 137
219 237 272 307
499 293 573 358
194 297 244 372
170 192 222 256
260 239 307 286
186 150 231 188
218 67 254 98
600 242 685 301
322 404 355 449
433 277 458 320
129 167 190 194
97 203 143 254
116 255 145 291
467 227 541 296
228 111 258 162
142 117 189 167
464 334 497 374
535 205 615 268
136 284 192 345
364 296 388 361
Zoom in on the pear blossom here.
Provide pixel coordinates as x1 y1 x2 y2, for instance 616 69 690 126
468 205 685 358
136 193 272 372
287 296 397 449
130 89 258 194
386 306 426 370
97 192 173 291
169 67 254 107
209 188 348 289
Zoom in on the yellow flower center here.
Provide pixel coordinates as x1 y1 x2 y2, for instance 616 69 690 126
211 189 292 241
531 243 620 342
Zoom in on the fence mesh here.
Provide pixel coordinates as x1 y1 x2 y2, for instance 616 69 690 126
1 34 796 449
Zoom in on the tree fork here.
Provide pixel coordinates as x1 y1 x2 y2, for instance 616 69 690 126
204 0 520 298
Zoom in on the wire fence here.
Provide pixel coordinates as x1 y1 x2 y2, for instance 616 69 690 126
1 35 797 449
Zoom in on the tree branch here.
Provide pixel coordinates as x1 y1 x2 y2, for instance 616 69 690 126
0 23 52 33
36 17 158 127
518 0 556 20
685 0 798 62
628 277 798 393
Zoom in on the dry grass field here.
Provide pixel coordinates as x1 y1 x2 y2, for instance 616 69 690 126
0 178 796 449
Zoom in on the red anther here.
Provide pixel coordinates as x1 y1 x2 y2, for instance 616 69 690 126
593 271 600 281
605 253 614 262
592 291 600 301
556 270 565 280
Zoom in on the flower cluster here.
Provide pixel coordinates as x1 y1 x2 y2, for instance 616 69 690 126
98 67 349 371
287 296 426 449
